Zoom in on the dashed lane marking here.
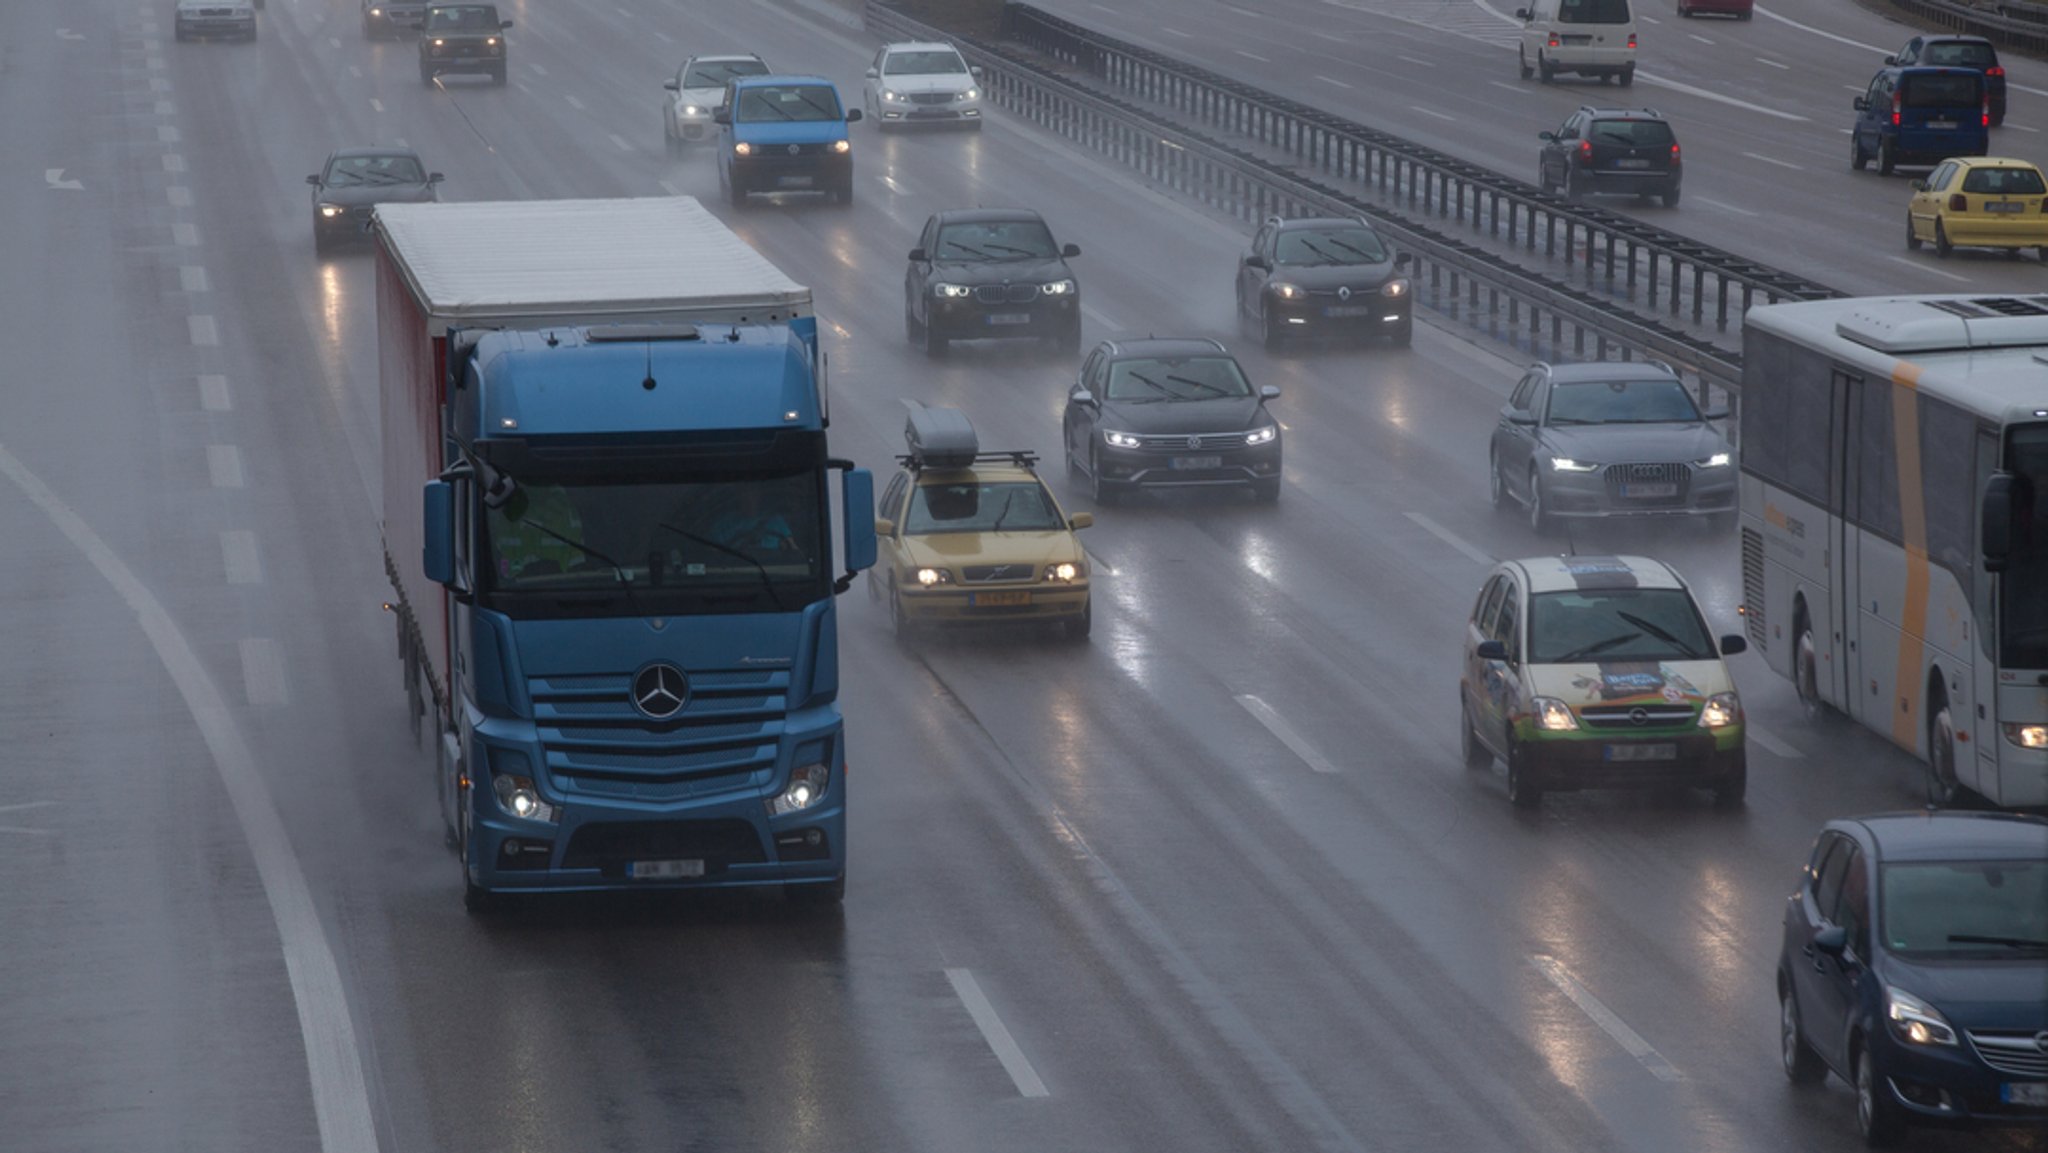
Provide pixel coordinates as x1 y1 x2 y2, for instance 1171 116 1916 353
207 445 244 489
1403 511 1494 566
1530 954 1682 1083
945 969 1050 1098
188 315 217 346
222 530 262 586
1746 723 1803 759
1236 694 1343 775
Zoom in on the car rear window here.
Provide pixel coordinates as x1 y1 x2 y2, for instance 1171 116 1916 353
1963 166 2047 194
1901 73 1983 108
1558 0 1631 25
1923 42 1996 69
1589 119 1673 147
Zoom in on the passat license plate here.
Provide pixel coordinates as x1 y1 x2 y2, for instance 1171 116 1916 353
2003 1083 2048 1106
1605 743 1677 762
987 313 1032 325
777 175 815 188
972 591 1031 607
630 859 705 880
1622 482 1679 498
1171 455 1223 470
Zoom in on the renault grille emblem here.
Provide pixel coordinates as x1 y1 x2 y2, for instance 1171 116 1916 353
1337 285 1352 301
787 143 801 155
1628 707 1649 725
632 663 689 720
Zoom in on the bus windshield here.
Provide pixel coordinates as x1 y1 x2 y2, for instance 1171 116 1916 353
2004 424 2048 669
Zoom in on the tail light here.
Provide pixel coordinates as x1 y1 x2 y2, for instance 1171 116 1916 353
1891 93 1901 127
1950 194 1969 211
1627 33 1637 49
1989 66 2005 79
1579 139 1593 162
1548 34 1560 48
1670 142 1682 166
1983 100 1991 128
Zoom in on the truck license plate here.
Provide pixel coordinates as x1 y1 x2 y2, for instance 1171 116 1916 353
987 313 1032 325
972 591 1031 606
1605 743 1677 762
1622 482 1679 498
630 859 705 879
1171 455 1222 470
2004 1083 2048 1106
776 175 814 188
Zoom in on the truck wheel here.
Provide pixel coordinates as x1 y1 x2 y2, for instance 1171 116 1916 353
833 181 854 206
786 874 845 906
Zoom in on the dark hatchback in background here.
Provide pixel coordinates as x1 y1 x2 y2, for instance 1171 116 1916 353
1778 811 2048 1146
904 209 1082 356
361 0 430 38
307 148 442 253
1538 106 1681 206
1853 66 1989 175
1889 34 2007 127
418 3 511 86
1235 215 1413 349
1063 339 1283 505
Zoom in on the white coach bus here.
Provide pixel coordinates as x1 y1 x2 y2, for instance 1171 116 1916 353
1739 295 2047 807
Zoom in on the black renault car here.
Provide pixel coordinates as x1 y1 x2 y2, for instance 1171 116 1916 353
1063 339 1283 504
904 209 1082 357
1235 215 1413 350
1778 811 2048 1145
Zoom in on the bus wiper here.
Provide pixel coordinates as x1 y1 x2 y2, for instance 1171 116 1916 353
654 522 788 612
1552 632 1642 662
1948 934 2048 948
1616 610 1702 656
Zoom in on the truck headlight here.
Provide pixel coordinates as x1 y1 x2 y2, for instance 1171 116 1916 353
2005 723 2048 749
831 140 851 154
1549 457 1600 472
1698 692 1740 728
1039 278 1076 296
682 104 701 115
1104 430 1141 448
733 141 753 156
915 567 950 585
933 282 971 298
319 204 343 218
1044 561 1081 582
491 773 558 824
1532 697 1578 731
1695 452 1732 468
766 761 830 817
1886 986 1957 1047
1245 425 1278 446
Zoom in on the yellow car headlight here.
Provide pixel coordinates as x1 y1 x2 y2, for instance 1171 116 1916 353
733 141 753 157
1044 562 1082 582
915 567 951 586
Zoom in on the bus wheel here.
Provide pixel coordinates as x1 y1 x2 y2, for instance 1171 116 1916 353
1794 616 1823 720
1927 689 1963 807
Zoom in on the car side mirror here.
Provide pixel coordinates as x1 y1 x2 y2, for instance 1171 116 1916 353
1068 512 1094 530
1983 472 2016 573
908 247 928 263
874 517 895 537
713 107 731 125
1259 385 1281 400
1395 252 1413 268
1061 242 1081 258
1245 253 1269 270
1476 639 1509 662
1883 54 1898 65
1853 96 1869 112
501 19 514 29
428 172 445 184
306 174 321 185
1720 634 1748 656
846 108 864 122
1514 7 1531 18
664 80 680 92
1910 178 1927 191
1704 405 1729 420
1072 388 1097 407
865 67 879 79
1813 925 1848 956
1538 130 1556 141
1506 410 1538 426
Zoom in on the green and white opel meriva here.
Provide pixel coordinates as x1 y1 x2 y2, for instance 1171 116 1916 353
1458 555 1749 808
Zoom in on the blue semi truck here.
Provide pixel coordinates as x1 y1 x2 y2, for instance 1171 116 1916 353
372 198 875 910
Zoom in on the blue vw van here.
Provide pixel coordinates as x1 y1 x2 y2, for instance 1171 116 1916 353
1851 66 1989 175
715 75 863 206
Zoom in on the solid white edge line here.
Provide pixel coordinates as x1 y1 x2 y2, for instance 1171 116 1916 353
0 445 381 1152
1236 694 1342 775
1745 722 1803 759
1529 954 1683 1083
1079 302 1123 331
1884 255 1971 283
1403 511 1495 566
1691 195 1759 218
1410 105 1456 123
1753 4 1886 54
944 969 1050 1098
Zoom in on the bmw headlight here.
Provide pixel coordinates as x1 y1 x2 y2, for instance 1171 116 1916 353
1695 452 1732 468
1383 278 1410 297
1040 278 1076 296
1697 692 1741 729
1270 282 1304 300
831 139 851 154
1104 430 1142 448
318 204 343 218
733 141 753 156
1549 457 1600 473
1886 986 1958 1047
933 282 972 298
491 773 559 824
1532 697 1578 731
1044 561 1082 582
766 761 830 817
1245 425 1279 446
915 567 951 586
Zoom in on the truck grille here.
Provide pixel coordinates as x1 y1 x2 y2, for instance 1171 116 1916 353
528 668 788 799
973 284 1040 304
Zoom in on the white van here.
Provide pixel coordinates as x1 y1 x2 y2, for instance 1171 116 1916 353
1516 0 1637 86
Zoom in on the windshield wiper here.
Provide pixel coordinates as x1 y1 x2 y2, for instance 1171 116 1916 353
1551 632 1643 663
791 90 839 120
516 519 649 616
983 243 1042 258
942 240 995 259
1297 239 1346 264
1948 934 2048 948
989 491 1016 533
653 522 788 612
748 101 794 121
1165 374 1230 397
1616 610 1704 656
1124 371 1175 399
1323 237 1383 262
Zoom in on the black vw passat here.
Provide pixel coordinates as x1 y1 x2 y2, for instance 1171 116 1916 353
1236 215 1413 349
1063 339 1282 505
1778 811 2048 1145
904 209 1081 357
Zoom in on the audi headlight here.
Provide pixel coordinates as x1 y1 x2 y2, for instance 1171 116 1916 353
1383 278 1409 297
767 761 830 817
831 139 851 154
915 567 951 586
1270 282 1304 300
1698 692 1741 729
1040 278 1076 296
1549 457 1600 473
2005 723 2048 749
1532 697 1578 731
491 773 559 824
1245 425 1279 446
318 204 343 218
1044 561 1082 582
933 282 972 298
1695 452 1732 469
733 141 753 156
1104 430 1142 448
1886 986 1958 1047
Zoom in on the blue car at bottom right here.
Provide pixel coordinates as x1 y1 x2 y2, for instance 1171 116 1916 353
1779 811 2048 1145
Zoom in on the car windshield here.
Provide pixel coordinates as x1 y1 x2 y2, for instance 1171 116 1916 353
1527 588 1717 663
1105 356 1253 402
324 155 425 186
1961 166 2046 195
1924 42 1996 68
1274 227 1387 266
735 85 843 122
904 481 1065 534
683 59 767 88
425 6 499 31
1882 859 2048 958
1547 378 1702 425
1557 0 1630 24
2001 423 2048 669
885 50 968 75
1588 119 1674 147
935 219 1059 260
1902 73 1982 107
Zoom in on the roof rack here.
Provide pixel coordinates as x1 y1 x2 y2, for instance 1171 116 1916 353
897 449 1042 471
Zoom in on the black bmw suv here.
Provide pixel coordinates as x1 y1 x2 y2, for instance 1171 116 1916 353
904 209 1082 357
418 3 512 86
1538 106 1682 207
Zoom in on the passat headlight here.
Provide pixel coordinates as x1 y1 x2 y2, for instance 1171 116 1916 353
766 761 830 817
1531 697 1578 731
831 140 851 154
1245 425 1279 446
2004 723 2048 749
318 204 344 218
1382 278 1409 297
1270 282 1304 300
491 773 558 824
1695 452 1732 468
1698 692 1741 729
1549 457 1600 472
933 282 972 298
1886 986 1958 1047
915 567 951 586
1040 278 1076 296
1104 430 1142 448
1044 561 1082 582
733 141 753 156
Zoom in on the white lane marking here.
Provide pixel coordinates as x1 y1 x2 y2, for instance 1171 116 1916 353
1226 4 1261 16
1235 49 1270 62
1397 55 1432 67
59 28 88 40
1080 302 1124 331
1163 27 1193 38
1688 34 1715 45
1638 72 1807 122
188 315 218 346
349 65 363 79
173 221 199 247
658 178 682 195
565 94 586 110
199 374 231 411
1410 105 1457 123
2011 83 2048 99
369 98 384 113
168 185 193 207
222 530 262 585
1754 5 1885 53
207 445 244 489
877 172 911 195
1529 955 1683 1083
180 266 209 292
155 99 174 115
0 446 379 1152
1490 81 1523 93
1236 694 1342 775
944 969 1050 1098
163 153 186 174
0 801 57 815
1691 195 1759 218
157 125 180 144
1755 57 1788 70
241 638 288 706
2012 124 2041 134
1640 13 1661 21
1313 31 1345 42
608 133 633 153
1884 255 1970 283
1403 511 1494 566
1083 548 1117 577
45 168 84 191
1742 151 1802 171
1843 84 1866 93
327 36 341 49
0 800 57 836
146 55 163 70
149 77 169 93
1315 74 1353 89
1746 723 1803 759
531 62 549 75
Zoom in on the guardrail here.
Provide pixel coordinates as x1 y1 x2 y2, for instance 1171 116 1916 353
1892 0 2048 52
993 1 1839 339
863 1 1744 401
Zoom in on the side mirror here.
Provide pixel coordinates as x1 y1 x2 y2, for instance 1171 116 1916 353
1813 925 1849 956
1394 252 1413 268
1983 472 2016 573
1538 130 1556 142
422 481 456 586
428 172 445 184
908 247 928 263
664 80 680 92
1071 388 1097 407
1909 178 1927 191
1720 634 1748 656
1853 96 1868 112
842 467 877 577
1506 410 1538 426
845 108 864 122
1244 253 1269 270
500 19 514 29
713 107 731 125
873 517 896 537
1061 242 1081 258
1068 512 1094 530
1704 405 1730 420
1883 54 1898 66
865 68 879 79
305 174 321 185
971 65 984 77
1259 384 1281 400
1476 639 1509 662
1514 7 1531 18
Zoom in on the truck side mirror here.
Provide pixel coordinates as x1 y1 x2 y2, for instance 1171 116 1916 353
1983 472 2016 573
842 467 877 578
422 480 456 586
1720 634 1747 656
1538 130 1556 142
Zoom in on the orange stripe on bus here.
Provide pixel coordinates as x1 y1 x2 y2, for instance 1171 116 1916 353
1890 363 1928 750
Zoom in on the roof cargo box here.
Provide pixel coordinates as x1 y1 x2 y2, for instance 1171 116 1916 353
905 407 978 468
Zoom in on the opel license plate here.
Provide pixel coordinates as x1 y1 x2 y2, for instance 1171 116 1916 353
1171 455 1222 470
1605 743 1677 762
987 313 1032 325
630 859 705 880
776 174 814 188
1622 482 1679 498
2004 1083 2048 1106
972 590 1031 607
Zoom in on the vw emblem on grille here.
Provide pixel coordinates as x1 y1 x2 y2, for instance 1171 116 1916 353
631 663 690 720
1186 435 1202 449
1337 285 1352 301
1628 707 1650 725
787 144 801 155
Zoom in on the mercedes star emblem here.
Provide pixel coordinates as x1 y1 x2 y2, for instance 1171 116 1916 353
632 662 690 720
1337 285 1352 301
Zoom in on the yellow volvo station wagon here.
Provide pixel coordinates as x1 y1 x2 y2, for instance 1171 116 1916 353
1906 157 2048 259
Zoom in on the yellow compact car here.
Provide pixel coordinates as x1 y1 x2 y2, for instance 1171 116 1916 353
1906 157 2048 257
872 408 1094 641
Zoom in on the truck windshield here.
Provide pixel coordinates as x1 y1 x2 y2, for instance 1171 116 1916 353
2002 423 2048 670
482 470 826 615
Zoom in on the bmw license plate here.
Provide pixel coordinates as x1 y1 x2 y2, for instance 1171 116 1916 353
776 174 814 188
987 313 1032 325
1987 200 2025 213
1615 158 1652 169
630 859 705 880
1171 455 1223 470
1605 743 1677 762
1928 119 1957 129
1622 482 1679 498
1324 305 1374 317
972 591 1031 606
2003 1083 2048 1106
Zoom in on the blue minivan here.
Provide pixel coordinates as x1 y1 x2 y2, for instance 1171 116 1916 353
715 75 862 206
1852 66 1989 175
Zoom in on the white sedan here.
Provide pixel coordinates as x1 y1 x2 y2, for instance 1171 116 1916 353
662 53 768 152
863 41 983 131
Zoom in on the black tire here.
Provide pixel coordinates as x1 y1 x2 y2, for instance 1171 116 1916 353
1934 218 1953 258
904 303 921 347
889 579 917 643
834 181 855 206
1713 758 1747 808
1618 65 1634 87
1855 1045 1907 1147
1779 981 1828 1086
1905 213 1921 251
1260 301 1283 351
1055 319 1082 357
1507 741 1543 809
1460 699 1492 768
1538 53 1555 84
665 126 681 158
1063 598 1092 642
1526 466 1551 535
923 317 949 357
1519 48 1534 81
421 65 436 87
491 64 507 86
1877 137 1895 176
1794 613 1825 720
1661 184 1681 208
1251 477 1282 503
1738 7 1753 17
1388 320 1413 348
786 875 846 906
1089 448 1120 507
723 167 745 207
313 227 331 256
1850 133 1868 172
1927 689 1962 806
1489 450 1510 511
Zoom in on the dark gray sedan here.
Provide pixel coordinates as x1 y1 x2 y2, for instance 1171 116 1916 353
1063 338 1283 505
1489 360 1735 532
306 149 442 253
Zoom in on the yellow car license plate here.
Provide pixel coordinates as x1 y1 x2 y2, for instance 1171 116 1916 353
973 591 1031 607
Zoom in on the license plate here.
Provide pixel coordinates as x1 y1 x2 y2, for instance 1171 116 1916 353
1987 200 2025 213
986 313 1032 325
1562 34 1591 44
776 175 814 188
1171 455 1223 470
1615 159 1652 170
1324 305 1374 317
1928 119 1957 129
972 590 1031 606
2004 1082 2048 1106
630 859 705 880
1622 482 1679 498
1605 743 1677 762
